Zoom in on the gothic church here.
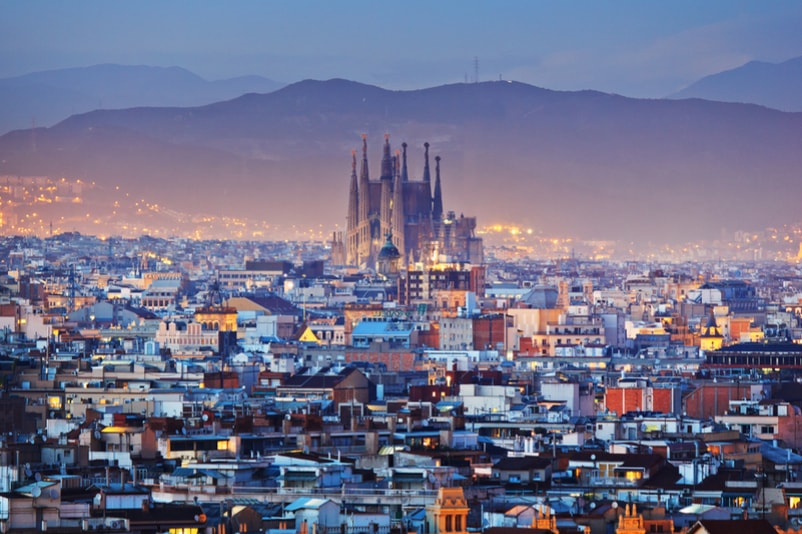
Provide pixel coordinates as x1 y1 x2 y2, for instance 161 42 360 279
342 134 483 270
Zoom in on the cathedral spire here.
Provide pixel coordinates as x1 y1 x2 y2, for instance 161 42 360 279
433 155 444 221
359 134 369 182
401 142 409 182
422 142 431 182
393 150 405 259
422 142 433 229
348 151 358 216
358 134 370 225
380 138 393 235
381 133 393 179
346 150 359 265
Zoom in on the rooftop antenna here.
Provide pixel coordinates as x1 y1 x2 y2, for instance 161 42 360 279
474 56 479 83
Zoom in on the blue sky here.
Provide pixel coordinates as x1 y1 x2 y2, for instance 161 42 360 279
2 0 802 97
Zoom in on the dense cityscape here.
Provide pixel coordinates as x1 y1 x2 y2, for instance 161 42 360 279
3 3 802 534
1 131 802 534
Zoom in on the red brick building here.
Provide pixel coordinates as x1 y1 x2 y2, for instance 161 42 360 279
684 382 768 419
605 385 682 416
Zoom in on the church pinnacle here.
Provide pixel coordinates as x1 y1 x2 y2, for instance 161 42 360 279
433 155 443 222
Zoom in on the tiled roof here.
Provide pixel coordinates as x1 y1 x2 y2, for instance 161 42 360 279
241 295 300 315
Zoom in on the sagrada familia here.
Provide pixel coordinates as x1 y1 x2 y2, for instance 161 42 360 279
335 134 483 270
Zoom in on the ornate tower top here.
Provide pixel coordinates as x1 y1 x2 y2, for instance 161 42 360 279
381 133 393 179
433 155 444 221
401 142 409 182
423 142 431 182
360 134 369 182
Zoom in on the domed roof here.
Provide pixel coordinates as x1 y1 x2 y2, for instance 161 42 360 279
378 232 401 260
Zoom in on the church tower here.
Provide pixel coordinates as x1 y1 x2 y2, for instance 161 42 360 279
433 155 443 222
700 309 724 352
346 150 359 265
392 149 405 258
422 141 433 212
344 133 481 270
380 134 394 242
357 134 371 266
401 142 409 182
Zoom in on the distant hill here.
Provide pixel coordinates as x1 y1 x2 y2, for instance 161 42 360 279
1 78 801 246
669 56 802 111
0 64 285 134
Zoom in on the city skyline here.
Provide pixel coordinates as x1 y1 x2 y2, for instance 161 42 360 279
3 1 802 97
1 3 802 261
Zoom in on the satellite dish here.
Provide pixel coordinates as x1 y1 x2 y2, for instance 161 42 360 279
31 486 41 498
202 413 209 422
49 489 58 499
24 464 32 477
611 501 619 509
181 427 187 436
94 430 102 440
34 472 42 482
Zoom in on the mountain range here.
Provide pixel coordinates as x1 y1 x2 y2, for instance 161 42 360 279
0 64 284 135
669 56 802 112
1 76 801 247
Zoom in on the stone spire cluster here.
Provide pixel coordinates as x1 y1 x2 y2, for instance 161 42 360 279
345 134 449 269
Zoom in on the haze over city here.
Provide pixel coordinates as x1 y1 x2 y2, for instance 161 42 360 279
2 1 802 258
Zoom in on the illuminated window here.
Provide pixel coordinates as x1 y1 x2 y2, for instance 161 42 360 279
624 471 643 482
47 396 62 410
217 440 228 451
791 496 801 509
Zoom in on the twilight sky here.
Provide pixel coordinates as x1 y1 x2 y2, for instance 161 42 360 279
2 0 802 97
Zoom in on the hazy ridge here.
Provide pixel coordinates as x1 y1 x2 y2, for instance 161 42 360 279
1 77 801 246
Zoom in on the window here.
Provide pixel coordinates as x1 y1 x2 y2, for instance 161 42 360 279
445 516 453 532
